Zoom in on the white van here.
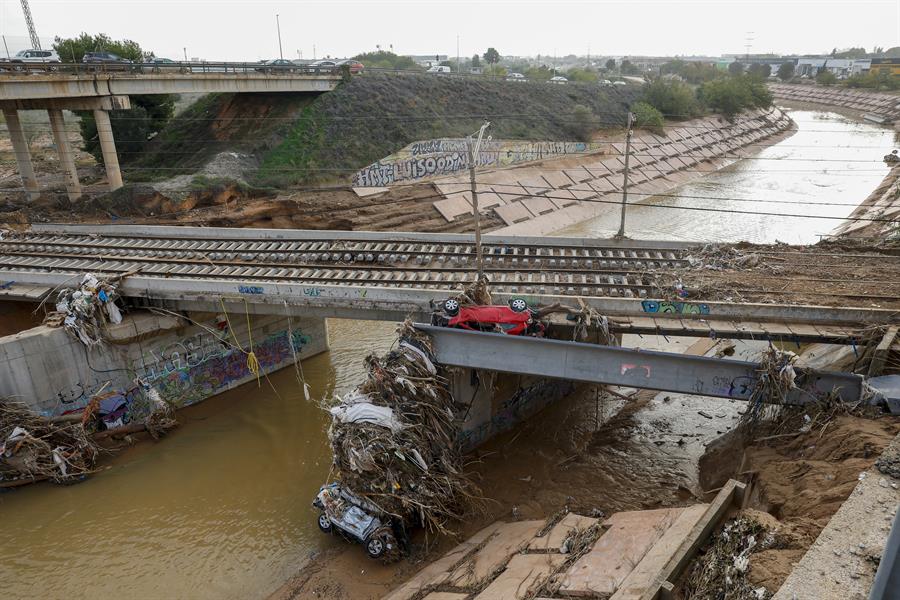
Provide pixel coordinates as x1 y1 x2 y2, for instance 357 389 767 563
427 65 452 74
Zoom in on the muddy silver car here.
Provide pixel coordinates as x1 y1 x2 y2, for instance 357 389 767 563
313 483 400 560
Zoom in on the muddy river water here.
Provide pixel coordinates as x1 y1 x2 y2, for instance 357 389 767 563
1 109 896 599
559 110 896 243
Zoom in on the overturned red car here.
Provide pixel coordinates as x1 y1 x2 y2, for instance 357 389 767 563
437 297 545 336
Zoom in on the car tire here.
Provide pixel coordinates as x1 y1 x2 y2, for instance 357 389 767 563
443 298 460 316
317 513 333 533
365 535 386 559
508 298 528 313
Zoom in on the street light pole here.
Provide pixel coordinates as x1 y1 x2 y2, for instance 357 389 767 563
615 111 635 239
276 14 284 59
466 121 491 281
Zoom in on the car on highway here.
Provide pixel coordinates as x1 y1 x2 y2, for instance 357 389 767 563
82 51 133 71
549 75 568 84
506 72 526 81
337 59 364 74
142 57 183 72
437 298 545 336
9 49 60 66
613 80 627 86
600 79 613 86
427 65 452 74
255 58 297 73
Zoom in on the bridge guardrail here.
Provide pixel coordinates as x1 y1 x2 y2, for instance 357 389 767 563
0 60 345 77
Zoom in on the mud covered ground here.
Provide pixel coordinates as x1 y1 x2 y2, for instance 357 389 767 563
0 181 499 234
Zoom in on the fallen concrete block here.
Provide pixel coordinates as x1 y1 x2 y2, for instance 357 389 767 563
557 507 683 597
528 512 600 551
474 553 567 599
446 520 545 588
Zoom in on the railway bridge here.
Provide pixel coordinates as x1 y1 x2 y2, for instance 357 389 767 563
0 223 897 410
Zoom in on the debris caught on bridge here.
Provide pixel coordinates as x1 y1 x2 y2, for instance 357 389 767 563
0 399 100 485
324 320 482 539
53 273 125 347
745 347 799 421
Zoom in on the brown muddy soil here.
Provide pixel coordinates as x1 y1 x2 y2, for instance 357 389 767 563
0 182 499 234
697 413 900 594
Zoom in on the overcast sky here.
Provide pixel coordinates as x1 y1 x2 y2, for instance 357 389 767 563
1 0 898 61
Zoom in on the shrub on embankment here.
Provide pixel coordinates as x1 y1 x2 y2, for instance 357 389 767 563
131 73 641 187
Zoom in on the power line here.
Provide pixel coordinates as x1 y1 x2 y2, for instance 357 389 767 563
0 180 894 223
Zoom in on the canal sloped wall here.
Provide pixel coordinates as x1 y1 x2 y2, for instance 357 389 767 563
483 107 795 236
0 310 328 418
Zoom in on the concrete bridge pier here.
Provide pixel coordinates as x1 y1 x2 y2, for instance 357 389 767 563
1 95 131 200
92 109 123 191
1 108 40 200
47 108 82 201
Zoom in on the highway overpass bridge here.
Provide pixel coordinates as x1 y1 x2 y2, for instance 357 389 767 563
0 224 895 408
0 63 343 200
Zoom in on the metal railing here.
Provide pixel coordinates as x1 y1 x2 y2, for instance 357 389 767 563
0 60 344 76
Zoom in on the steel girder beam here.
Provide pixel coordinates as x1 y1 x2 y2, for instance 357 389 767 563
414 324 864 404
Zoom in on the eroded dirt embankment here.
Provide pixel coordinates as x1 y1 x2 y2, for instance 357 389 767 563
698 414 900 593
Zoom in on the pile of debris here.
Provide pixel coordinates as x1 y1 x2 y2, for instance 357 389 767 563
0 399 100 485
682 514 773 600
53 272 125 347
325 320 481 537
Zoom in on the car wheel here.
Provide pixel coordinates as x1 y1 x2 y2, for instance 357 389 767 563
365 535 385 559
443 298 460 316
508 298 528 313
317 513 333 533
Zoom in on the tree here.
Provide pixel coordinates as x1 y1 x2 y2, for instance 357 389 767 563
570 105 595 142
605 58 616 71
728 61 744 76
643 78 700 118
747 63 771 79
53 32 146 62
471 54 480 67
566 67 598 82
524 65 554 81
631 102 664 134
777 62 795 81
482 47 501 75
816 70 837 85
53 34 175 166
620 59 640 75
698 75 772 117
352 51 419 70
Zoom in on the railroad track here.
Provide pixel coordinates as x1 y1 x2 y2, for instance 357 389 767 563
0 233 688 298
0 232 896 301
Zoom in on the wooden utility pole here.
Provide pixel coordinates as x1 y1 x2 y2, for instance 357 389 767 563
615 111 636 239
466 122 491 280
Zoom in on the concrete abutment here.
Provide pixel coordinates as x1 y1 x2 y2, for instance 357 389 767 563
0 309 329 419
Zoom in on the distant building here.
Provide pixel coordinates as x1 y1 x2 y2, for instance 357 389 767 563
870 58 900 77
796 57 871 79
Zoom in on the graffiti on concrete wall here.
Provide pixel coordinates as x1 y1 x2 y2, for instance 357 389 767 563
135 328 311 408
353 138 602 187
49 328 311 417
641 300 710 315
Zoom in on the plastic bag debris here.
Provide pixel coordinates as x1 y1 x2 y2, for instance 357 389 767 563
329 402 406 433
52 272 126 347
